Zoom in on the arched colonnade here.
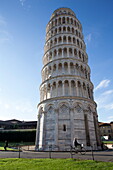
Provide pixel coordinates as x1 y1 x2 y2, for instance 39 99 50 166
46 15 82 33
45 35 85 52
43 47 88 65
46 26 83 41
42 61 90 81
40 79 93 101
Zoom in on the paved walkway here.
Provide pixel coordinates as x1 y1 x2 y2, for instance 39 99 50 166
0 150 113 162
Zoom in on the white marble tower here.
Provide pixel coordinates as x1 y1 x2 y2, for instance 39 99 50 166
35 7 101 151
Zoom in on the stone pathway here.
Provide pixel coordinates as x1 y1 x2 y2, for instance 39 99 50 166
0 150 113 162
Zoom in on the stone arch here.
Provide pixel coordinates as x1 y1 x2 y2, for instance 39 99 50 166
49 51 52 61
54 38 57 45
58 48 62 56
51 30 53 36
70 18 73 24
64 80 69 95
58 80 62 96
52 82 57 97
55 19 57 26
68 36 71 43
67 17 69 24
71 80 76 96
74 49 77 56
82 53 85 62
53 64 56 72
63 36 66 43
47 83 51 98
72 27 74 33
48 65 52 74
85 68 87 79
62 17 65 24
58 17 61 25
76 30 78 36
63 26 66 32
73 102 84 112
45 67 48 80
74 20 76 26
67 26 70 32
63 48 67 56
79 51 81 58
64 62 68 72
54 49 57 57
87 84 91 99
43 84 47 100
77 81 82 97
50 40 53 47
70 62 74 74
55 28 57 34
58 26 62 33
79 32 81 38
77 39 79 46
80 65 84 76
83 82 87 98
58 63 62 71
58 36 62 43
73 37 76 44
69 48 72 56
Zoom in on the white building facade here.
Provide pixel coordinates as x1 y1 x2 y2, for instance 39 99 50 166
35 8 101 151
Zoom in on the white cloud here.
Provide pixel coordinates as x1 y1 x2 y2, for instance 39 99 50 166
94 79 110 91
0 30 13 44
103 103 113 110
102 90 113 96
0 16 7 27
85 33 92 45
0 98 37 121
4 104 10 109
0 15 13 45
108 116 113 120
19 0 26 6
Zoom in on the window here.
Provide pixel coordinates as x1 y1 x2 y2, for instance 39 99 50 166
63 124 66 131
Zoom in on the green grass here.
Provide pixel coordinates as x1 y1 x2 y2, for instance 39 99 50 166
0 142 35 147
0 147 18 151
0 158 113 170
103 141 113 144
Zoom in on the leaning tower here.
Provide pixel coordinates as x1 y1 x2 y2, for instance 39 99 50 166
35 7 101 151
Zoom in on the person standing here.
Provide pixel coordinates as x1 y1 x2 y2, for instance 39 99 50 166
4 140 8 151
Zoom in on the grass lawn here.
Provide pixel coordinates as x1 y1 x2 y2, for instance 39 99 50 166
0 142 35 147
0 147 18 151
103 141 113 144
0 158 113 170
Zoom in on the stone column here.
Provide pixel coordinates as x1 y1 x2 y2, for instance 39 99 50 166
38 112 45 150
67 47 69 57
50 85 52 98
68 62 71 74
69 100 74 146
81 84 84 97
76 83 79 96
69 81 72 95
35 114 40 149
54 108 59 150
56 82 58 96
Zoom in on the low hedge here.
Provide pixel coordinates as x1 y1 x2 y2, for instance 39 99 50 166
0 129 36 142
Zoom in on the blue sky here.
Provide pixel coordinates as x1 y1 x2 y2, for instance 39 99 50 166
0 0 113 122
